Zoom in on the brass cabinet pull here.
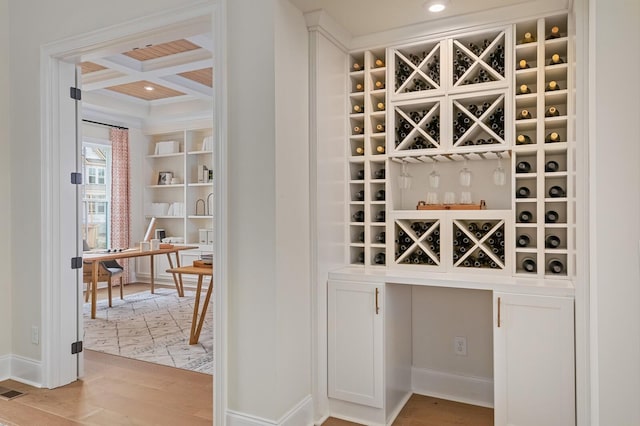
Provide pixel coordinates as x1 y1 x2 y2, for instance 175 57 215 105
497 296 501 327
375 288 380 315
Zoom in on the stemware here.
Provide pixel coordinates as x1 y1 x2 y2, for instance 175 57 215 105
428 161 440 189
493 155 507 186
398 161 412 190
459 159 472 187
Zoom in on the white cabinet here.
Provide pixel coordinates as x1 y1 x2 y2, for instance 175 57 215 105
493 292 575 426
328 280 384 408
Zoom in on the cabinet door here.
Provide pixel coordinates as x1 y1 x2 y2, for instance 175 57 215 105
328 280 383 408
494 293 575 426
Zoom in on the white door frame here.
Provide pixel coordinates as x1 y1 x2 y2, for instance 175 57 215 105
39 3 227 425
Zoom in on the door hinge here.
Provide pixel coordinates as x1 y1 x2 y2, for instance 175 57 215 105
70 87 82 101
71 341 83 354
70 172 82 185
71 257 83 269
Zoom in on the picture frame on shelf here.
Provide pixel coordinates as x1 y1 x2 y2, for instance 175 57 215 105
158 171 173 185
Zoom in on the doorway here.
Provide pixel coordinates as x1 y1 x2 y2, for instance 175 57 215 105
40 3 225 425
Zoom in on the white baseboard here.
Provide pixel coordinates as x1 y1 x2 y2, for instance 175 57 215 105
227 395 313 426
0 354 10 381
10 355 43 388
412 367 493 408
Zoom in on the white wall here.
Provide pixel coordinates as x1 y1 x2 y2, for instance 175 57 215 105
412 287 493 379
274 0 312 417
7 0 206 360
0 0 11 358
591 0 640 424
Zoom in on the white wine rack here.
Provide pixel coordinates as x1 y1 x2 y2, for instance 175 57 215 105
513 14 573 278
345 14 573 279
348 49 388 266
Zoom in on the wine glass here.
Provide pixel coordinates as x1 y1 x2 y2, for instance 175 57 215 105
493 155 506 186
459 159 472 187
428 161 440 189
398 161 412 190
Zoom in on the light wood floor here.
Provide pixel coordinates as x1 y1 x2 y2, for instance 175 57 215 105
0 350 213 425
323 394 493 426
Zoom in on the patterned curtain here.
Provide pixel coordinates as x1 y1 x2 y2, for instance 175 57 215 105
110 128 131 283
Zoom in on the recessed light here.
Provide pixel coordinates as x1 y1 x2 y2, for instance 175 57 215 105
144 85 154 91
424 0 449 13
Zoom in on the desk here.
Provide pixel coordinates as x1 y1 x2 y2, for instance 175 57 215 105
83 246 197 319
165 266 213 344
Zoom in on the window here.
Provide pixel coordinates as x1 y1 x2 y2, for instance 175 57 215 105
82 143 111 249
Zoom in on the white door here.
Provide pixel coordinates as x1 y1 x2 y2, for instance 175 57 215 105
328 280 384 408
494 292 575 426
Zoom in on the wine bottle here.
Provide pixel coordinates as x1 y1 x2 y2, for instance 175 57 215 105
482 222 493 232
375 123 385 133
375 210 385 222
548 185 566 198
374 252 386 265
517 234 531 247
517 59 530 70
545 210 559 223
375 231 385 243
375 189 385 201
516 186 531 198
517 109 532 120
546 26 561 40
545 235 561 248
546 80 560 91
516 161 532 173
545 106 560 117
545 160 560 172
353 104 364 113
374 168 385 179
522 257 537 272
356 169 365 180
374 80 385 89
355 82 364 92
516 134 533 145
518 84 532 95
354 189 365 201
352 210 364 222
376 145 385 154
353 125 363 135
358 231 365 243
521 32 536 44
375 58 385 68
376 102 385 111
545 131 561 143
549 53 565 65
357 251 365 264
355 146 364 155
518 210 533 223
352 62 362 71
547 258 564 274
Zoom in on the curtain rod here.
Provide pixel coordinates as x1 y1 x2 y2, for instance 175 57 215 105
82 119 128 130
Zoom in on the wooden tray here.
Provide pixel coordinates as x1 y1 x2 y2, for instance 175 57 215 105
193 260 213 268
416 200 486 210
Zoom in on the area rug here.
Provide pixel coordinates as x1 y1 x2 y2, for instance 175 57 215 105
83 287 213 375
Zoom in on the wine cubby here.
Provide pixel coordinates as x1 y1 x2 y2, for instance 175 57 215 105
348 49 388 266
512 13 573 278
391 98 442 153
452 219 506 270
451 30 507 88
393 219 442 268
392 40 442 96
450 90 506 150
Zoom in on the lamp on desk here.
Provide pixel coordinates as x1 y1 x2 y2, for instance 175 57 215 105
143 217 157 242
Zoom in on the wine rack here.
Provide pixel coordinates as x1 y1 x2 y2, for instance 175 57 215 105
451 90 506 150
348 48 388 266
394 219 441 267
392 99 442 153
389 211 510 273
451 30 507 88
513 14 573 278
392 40 442 96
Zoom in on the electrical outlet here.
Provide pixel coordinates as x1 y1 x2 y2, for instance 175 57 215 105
454 336 467 356
31 326 39 345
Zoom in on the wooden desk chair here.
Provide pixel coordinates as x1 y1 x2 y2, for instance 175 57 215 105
83 260 124 308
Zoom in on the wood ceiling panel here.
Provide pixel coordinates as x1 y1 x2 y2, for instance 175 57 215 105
81 62 108 74
105 80 185 101
178 68 213 87
123 39 200 61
